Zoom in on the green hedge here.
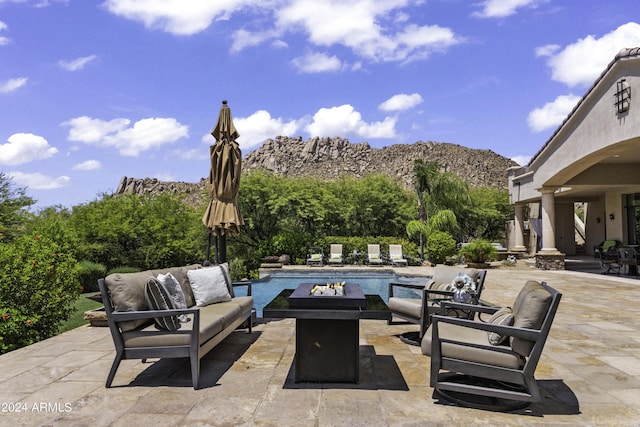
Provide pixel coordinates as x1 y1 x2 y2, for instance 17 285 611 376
0 233 80 354
77 260 107 293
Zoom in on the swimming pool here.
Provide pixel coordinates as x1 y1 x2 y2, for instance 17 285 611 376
247 270 427 317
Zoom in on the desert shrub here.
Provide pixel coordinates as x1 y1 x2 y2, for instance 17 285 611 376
0 232 80 354
78 260 107 293
425 231 457 265
458 238 497 263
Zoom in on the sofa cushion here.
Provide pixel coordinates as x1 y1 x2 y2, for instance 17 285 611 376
487 307 514 345
510 281 552 356
104 265 202 331
144 278 180 331
188 267 232 307
157 272 189 323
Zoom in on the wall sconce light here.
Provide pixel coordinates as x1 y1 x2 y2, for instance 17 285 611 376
596 217 601 223
609 213 615 221
615 78 631 114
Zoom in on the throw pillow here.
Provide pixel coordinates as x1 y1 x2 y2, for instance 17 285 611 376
487 307 514 345
187 266 232 307
218 262 234 298
144 278 181 332
157 272 190 322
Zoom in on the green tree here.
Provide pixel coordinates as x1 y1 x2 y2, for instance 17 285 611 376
0 230 81 353
70 193 205 270
232 171 415 269
459 187 512 242
409 160 468 260
0 172 35 240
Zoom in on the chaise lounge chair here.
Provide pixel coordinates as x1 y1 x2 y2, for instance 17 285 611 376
389 244 408 267
367 244 383 266
328 244 344 266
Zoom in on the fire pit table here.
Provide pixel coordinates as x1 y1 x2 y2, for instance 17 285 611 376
263 283 391 383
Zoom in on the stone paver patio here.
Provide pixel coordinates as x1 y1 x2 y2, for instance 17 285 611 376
1 262 640 426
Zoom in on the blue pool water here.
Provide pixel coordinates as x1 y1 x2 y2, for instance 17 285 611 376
247 270 426 317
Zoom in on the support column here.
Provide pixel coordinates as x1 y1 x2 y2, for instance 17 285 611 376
539 188 560 254
536 187 564 270
512 204 527 252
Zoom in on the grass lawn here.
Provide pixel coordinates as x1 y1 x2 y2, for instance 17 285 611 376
57 293 103 334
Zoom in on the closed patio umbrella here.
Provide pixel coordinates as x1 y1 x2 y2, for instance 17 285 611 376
202 100 244 264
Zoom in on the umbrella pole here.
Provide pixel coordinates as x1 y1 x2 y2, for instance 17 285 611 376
204 231 213 266
219 234 227 264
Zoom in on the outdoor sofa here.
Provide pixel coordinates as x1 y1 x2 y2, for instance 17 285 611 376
98 263 253 389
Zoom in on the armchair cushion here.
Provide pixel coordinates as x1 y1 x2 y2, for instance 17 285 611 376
422 322 525 370
429 265 479 288
510 280 552 356
487 307 514 345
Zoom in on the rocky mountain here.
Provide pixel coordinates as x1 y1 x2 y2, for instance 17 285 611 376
243 136 517 189
114 136 518 204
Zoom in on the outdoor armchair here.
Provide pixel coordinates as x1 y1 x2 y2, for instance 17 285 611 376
422 280 562 408
388 265 487 339
595 247 620 274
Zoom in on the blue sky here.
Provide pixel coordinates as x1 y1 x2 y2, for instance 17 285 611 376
2 0 640 210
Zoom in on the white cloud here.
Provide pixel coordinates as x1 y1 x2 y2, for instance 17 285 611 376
233 110 299 149
58 54 98 71
62 116 189 156
275 1 463 63
305 104 396 139
534 44 559 58
102 0 255 35
173 147 207 160
0 20 10 46
0 133 58 165
472 0 547 18
291 52 343 73
231 28 282 53
72 159 101 171
0 77 28 93
542 22 640 88
8 171 71 190
511 155 531 166
105 0 463 64
527 94 580 132
379 93 423 112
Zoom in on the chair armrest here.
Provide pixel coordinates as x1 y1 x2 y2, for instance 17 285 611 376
440 300 500 315
232 280 252 296
110 307 200 322
388 282 424 297
431 314 542 341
